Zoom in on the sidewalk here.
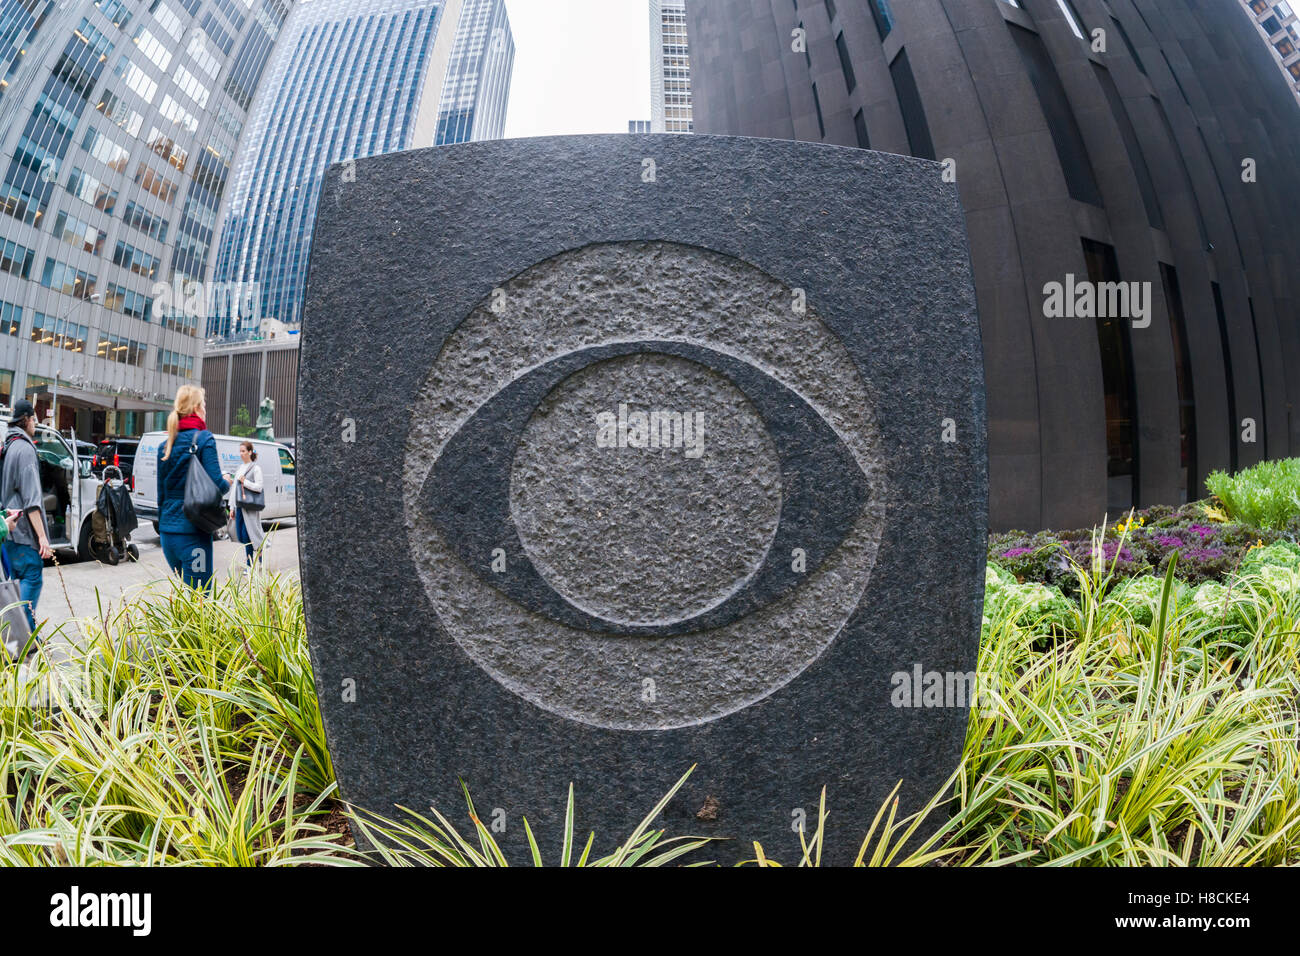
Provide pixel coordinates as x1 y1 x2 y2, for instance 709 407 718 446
32 522 299 663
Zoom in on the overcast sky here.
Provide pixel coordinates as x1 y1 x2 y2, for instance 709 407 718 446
503 0 651 138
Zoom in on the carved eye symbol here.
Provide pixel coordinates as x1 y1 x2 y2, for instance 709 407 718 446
419 339 870 636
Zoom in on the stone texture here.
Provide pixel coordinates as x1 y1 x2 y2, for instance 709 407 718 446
509 352 783 626
299 133 985 865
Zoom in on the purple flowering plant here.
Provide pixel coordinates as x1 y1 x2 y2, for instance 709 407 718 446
989 501 1296 594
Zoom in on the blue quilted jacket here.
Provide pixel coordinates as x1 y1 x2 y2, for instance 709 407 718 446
157 429 230 534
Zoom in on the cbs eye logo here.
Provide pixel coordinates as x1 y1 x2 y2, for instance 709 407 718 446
404 241 886 730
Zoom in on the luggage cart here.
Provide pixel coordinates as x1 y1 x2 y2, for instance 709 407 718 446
90 466 140 565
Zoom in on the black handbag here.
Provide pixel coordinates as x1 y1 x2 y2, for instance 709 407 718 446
182 437 227 534
236 468 266 512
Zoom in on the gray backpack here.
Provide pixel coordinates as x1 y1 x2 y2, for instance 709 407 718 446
0 562 32 662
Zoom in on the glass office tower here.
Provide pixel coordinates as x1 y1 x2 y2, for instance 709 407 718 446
650 0 692 133
0 0 293 437
436 0 513 145
209 0 514 338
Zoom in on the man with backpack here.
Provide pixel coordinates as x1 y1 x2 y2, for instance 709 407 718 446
2 399 53 631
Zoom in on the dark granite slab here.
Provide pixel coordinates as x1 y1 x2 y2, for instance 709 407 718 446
298 133 985 865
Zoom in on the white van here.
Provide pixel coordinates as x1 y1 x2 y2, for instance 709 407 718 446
5 424 106 559
131 431 297 530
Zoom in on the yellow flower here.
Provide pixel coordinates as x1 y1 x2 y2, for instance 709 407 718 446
1114 515 1145 535
1202 503 1230 523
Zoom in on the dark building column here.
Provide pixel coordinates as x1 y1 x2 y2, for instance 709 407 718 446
685 0 1300 530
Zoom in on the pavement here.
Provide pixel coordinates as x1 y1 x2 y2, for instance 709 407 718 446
32 520 300 662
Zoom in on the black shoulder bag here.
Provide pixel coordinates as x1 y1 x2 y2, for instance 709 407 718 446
182 436 227 534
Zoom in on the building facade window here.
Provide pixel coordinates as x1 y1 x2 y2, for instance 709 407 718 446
104 283 153 321
836 32 856 92
0 301 21 337
1160 264 1196 502
96 91 145 139
53 211 107 256
40 258 98 299
0 240 34 279
853 108 871 149
122 200 170 242
1092 64 1162 228
66 167 119 213
82 127 131 172
1248 298 1268 460
156 347 194 377
1211 281 1238 474
94 0 132 31
97 332 146 366
869 0 893 41
1083 239 1139 512
114 55 158 104
112 240 160 279
132 161 179 203
132 26 173 71
1055 0 1087 39
889 51 936 160
1010 25 1104 206
30 311 88 352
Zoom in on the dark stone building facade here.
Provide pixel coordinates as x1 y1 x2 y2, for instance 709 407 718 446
685 0 1300 530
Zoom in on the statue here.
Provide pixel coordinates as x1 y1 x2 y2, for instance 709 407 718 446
255 397 275 442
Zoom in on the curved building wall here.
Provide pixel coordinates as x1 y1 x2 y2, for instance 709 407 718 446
686 0 1300 530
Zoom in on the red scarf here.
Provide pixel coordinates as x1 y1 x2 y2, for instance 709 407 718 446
178 413 206 431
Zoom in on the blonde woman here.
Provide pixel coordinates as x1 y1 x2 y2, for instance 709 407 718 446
229 440 265 566
156 385 230 589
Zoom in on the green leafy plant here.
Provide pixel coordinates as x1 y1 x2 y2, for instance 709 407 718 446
230 404 256 438
348 768 713 867
0 572 345 865
3 541 1300 866
1206 457 1300 530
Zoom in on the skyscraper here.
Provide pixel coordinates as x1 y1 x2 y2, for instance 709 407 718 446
436 0 514 144
1240 0 1300 103
686 0 1300 531
209 0 514 339
0 0 293 437
650 0 692 132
